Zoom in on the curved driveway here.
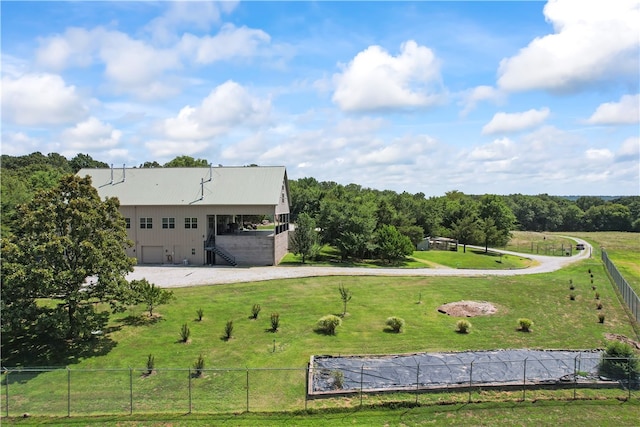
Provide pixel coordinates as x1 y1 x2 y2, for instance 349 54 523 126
126 237 593 288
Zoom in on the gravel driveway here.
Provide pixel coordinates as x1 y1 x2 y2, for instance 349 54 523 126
126 237 592 288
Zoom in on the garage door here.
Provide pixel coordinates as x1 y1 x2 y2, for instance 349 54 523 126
141 246 163 264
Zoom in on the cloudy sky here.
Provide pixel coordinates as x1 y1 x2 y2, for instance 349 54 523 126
2 0 639 196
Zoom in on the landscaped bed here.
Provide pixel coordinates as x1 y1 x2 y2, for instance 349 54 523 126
310 349 604 396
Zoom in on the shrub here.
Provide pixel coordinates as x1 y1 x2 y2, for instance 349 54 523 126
223 320 234 341
596 302 603 310
196 308 204 321
270 312 280 332
317 315 342 335
518 318 533 332
456 319 471 334
595 292 600 300
193 354 205 377
180 323 191 343
569 293 575 301
598 313 605 323
146 354 155 375
385 316 405 333
251 304 261 320
599 341 640 380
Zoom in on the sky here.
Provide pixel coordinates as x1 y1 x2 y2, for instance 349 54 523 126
1 0 639 196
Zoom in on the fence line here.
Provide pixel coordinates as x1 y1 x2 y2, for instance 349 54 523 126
2 356 638 418
602 250 640 324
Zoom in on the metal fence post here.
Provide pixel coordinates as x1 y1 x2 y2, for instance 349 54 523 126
304 365 308 411
67 368 71 417
246 368 250 413
4 369 9 417
129 367 133 415
360 365 364 408
415 363 420 405
573 356 578 400
189 368 192 414
522 358 527 401
468 362 473 403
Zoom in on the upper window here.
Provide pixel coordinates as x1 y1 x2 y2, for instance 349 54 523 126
125 218 131 229
162 217 175 229
185 217 198 229
140 217 152 229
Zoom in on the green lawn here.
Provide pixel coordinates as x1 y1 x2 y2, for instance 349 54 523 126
2 257 637 416
557 232 640 295
504 231 578 257
281 244 533 270
3 399 640 426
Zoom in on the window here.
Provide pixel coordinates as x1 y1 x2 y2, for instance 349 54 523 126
125 218 131 229
162 217 175 229
140 217 152 229
185 217 198 229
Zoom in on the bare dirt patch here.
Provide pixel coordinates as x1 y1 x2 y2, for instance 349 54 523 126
437 300 497 317
604 333 640 350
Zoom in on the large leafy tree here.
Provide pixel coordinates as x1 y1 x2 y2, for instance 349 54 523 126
163 156 210 167
478 194 515 247
1 175 136 340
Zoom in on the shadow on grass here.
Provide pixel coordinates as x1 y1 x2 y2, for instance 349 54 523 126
382 328 403 334
117 314 163 327
1 332 117 384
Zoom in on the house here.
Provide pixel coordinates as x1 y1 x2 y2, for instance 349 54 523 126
78 165 290 266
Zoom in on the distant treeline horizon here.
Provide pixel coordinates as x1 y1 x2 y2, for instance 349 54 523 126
2 152 639 241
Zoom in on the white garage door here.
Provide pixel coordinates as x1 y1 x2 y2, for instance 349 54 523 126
141 246 164 264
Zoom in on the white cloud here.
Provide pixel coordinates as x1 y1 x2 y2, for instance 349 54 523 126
144 139 205 159
145 0 239 43
459 85 504 116
482 108 550 135
160 80 270 142
616 136 640 162
0 132 41 156
497 0 640 92
60 117 122 150
586 94 640 125
585 148 614 162
1 73 88 125
179 24 270 64
36 27 98 70
332 40 443 112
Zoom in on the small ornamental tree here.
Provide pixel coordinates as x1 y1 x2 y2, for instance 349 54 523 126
338 284 352 316
131 278 174 317
289 212 320 263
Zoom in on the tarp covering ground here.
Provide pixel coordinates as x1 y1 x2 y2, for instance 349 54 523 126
312 350 602 393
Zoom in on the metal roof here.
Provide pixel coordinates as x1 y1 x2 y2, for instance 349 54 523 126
77 166 287 206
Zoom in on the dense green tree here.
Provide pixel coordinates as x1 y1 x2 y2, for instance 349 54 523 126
163 156 210 167
69 153 109 173
478 194 515 246
1 175 136 340
375 224 414 263
139 161 162 168
450 215 481 252
583 203 632 231
289 212 320 263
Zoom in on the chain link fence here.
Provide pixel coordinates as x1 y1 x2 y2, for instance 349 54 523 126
2 355 638 417
602 250 640 323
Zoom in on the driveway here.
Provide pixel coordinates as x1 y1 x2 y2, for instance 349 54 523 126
126 237 593 288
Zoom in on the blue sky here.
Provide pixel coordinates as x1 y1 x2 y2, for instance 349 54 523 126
2 0 638 196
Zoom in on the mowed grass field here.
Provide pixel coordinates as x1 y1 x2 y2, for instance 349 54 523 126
1 232 639 424
560 231 640 295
